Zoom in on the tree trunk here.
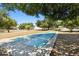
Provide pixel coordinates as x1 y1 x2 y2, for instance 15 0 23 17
7 29 10 33
70 29 73 32
48 26 50 30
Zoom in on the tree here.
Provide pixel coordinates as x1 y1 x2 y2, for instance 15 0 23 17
2 3 79 20
19 23 34 30
76 16 79 26
0 9 17 33
3 17 17 32
19 23 25 29
25 23 34 30
0 9 8 19
63 19 74 32
54 20 63 28
63 17 79 32
36 20 42 27
36 19 54 30
0 9 8 28
40 20 49 29
0 17 17 32
1 3 79 32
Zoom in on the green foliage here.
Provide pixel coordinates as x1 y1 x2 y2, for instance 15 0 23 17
3 17 17 29
40 20 49 28
36 19 54 29
0 9 8 28
62 18 79 31
36 20 42 27
2 3 79 20
54 20 63 28
64 20 74 31
76 16 79 26
0 17 17 32
0 8 17 32
19 23 34 30
1 4 79 31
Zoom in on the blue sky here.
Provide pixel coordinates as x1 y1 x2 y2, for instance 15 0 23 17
8 10 45 24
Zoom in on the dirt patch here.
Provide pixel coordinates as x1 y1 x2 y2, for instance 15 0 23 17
50 34 79 56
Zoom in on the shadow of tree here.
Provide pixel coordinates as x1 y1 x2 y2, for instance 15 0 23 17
50 34 79 56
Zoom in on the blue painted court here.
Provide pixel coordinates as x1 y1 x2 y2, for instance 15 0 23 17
0 32 57 56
